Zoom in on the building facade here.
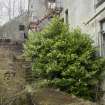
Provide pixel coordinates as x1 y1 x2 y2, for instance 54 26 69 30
63 0 105 56
63 0 105 104
0 12 28 42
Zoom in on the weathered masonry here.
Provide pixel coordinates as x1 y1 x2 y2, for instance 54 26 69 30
0 12 28 42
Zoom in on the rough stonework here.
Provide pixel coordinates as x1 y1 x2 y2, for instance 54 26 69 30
0 39 32 105
31 88 96 105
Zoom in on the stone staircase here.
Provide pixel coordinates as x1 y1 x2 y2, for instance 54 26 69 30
0 39 32 96
0 39 33 105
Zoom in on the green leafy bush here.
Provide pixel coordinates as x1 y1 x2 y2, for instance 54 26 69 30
24 17 105 101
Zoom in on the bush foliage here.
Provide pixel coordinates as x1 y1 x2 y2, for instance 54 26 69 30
24 17 105 100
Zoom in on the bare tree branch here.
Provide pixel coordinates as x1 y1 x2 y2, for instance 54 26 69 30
0 0 28 24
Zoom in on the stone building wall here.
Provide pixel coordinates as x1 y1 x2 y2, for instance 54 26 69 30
63 0 105 49
63 0 105 104
63 0 95 34
0 39 32 104
0 13 28 41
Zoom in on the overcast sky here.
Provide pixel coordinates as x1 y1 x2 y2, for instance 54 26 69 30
0 0 28 25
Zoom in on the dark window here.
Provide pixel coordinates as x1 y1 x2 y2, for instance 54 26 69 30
31 4 33 8
48 0 55 3
100 19 105 34
96 0 105 8
65 9 69 24
19 25 25 31
100 20 105 56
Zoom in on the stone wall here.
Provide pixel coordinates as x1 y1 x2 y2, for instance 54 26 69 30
63 0 105 47
0 39 23 80
0 39 32 104
0 13 28 42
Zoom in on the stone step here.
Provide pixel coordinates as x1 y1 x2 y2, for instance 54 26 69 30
0 40 32 85
0 62 11 65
